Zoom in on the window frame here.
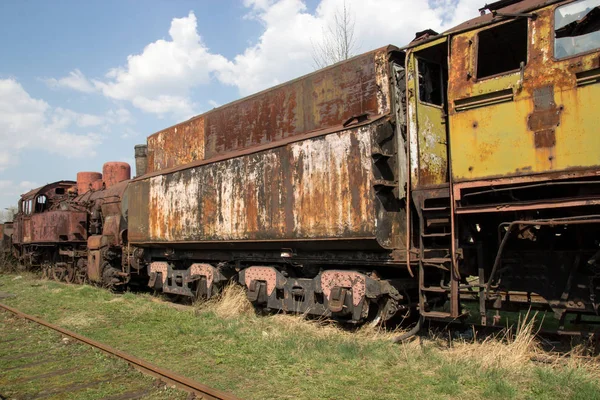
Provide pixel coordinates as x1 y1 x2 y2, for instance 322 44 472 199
416 56 446 109
474 18 531 82
552 0 600 61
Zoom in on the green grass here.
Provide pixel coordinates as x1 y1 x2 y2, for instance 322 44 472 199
0 303 186 400
1 272 599 400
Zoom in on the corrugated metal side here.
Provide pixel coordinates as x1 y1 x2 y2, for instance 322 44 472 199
129 122 403 249
145 47 394 173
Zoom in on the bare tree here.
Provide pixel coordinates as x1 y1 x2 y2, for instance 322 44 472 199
312 0 358 69
0 207 17 223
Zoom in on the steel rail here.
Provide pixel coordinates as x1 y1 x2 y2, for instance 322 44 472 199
0 302 240 400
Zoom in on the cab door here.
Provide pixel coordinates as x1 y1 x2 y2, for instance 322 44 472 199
22 199 33 243
406 37 449 188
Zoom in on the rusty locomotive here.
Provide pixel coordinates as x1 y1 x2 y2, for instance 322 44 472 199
2 0 600 330
7 163 132 288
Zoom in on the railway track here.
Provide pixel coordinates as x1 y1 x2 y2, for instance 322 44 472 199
0 302 240 400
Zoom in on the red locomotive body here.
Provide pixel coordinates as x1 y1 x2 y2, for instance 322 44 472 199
11 165 132 285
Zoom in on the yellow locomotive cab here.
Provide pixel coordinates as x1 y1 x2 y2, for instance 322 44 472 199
448 0 600 182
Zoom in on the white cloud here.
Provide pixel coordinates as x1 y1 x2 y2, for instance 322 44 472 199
120 127 139 139
215 0 322 95
54 108 104 128
44 69 96 93
220 0 482 95
92 12 231 119
0 79 102 171
106 107 134 125
47 1 481 118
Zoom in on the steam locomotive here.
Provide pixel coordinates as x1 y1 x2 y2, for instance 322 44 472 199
2 0 600 329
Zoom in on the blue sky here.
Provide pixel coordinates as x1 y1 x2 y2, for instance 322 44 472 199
0 0 479 212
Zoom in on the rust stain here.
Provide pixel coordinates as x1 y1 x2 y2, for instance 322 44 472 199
149 262 169 286
528 85 561 162
320 270 367 307
534 129 556 148
447 4 600 181
243 266 278 296
147 116 205 173
190 263 216 289
144 126 376 242
145 47 397 173
102 162 131 189
128 120 404 251
29 211 87 243
76 172 102 195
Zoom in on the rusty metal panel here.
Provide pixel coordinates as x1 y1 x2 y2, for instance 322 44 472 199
147 116 205 173
129 122 404 250
444 0 562 34
126 178 150 244
29 211 87 243
145 47 395 173
448 4 600 182
87 235 104 282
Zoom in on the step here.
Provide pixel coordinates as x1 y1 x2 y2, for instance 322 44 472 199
421 232 451 238
372 180 397 188
422 257 452 263
422 206 450 212
420 286 448 293
426 218 451 228
421 311 453 319
371 151 395 158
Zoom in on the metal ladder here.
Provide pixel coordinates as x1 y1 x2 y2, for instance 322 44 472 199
416 191 459 319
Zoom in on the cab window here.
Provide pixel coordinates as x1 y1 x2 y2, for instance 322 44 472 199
418 59 444 106
477 18 528 79
555 0 600 59
24 199 32 215
35 195 47 213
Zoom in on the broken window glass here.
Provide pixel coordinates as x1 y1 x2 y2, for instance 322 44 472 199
555 0 600 59
418 59 443 106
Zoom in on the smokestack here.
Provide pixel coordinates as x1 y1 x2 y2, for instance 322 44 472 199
102 162 131 188
134 144 148 178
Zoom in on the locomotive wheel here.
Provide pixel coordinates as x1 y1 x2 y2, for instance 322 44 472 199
41 263 50 279
52 265 74 283
64 265 75 283
102 264 122 290
51 266 65 281
74 266 87 284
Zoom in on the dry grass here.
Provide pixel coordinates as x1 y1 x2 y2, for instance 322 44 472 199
445 311 541 370
196 282 409 342
560 346 600 375
196 283 254 319
58 312 106 328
